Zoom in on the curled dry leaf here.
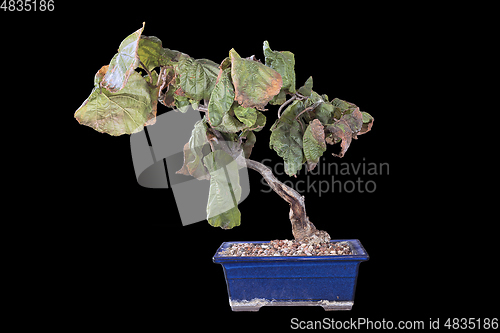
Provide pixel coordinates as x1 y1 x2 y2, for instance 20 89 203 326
323 102 374 158
325 119 352 158
359 112 374 135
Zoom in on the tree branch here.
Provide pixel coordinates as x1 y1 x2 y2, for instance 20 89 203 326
294 100 324 121
277 94 296 119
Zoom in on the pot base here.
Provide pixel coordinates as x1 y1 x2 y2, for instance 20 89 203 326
230 298 353 312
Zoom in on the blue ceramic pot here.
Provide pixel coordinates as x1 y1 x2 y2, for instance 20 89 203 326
213 239 369 311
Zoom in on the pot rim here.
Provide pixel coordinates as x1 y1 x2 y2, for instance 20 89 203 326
212 239 369 263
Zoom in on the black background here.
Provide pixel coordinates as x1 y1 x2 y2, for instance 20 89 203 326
5 2 496 330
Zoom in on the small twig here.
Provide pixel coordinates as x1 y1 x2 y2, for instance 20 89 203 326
198 105 208 113
277 95 296 119
294 100 324 121
296 118 304 132
157 66 167 88
294 106 313 121
277 92 311 119
295 92 308 100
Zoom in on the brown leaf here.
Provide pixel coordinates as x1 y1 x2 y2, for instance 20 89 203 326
325 119 352 158
158 69 177 107
342 106 363 139
309 119 325 142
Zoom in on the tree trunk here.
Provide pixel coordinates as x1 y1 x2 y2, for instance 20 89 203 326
245 159 331 244
207 126 330 243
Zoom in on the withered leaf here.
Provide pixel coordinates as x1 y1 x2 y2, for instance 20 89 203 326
137 35 169 71
230 48 282 110
204 150 242 229
176 120 211 180
176 57 219 101
325 119 352 158
263 40 296 94
75 66 159 136
297 76 313 97
241 130 257 159
323 101 373 157
233 105 257 127
207 68 234 127
303 119 326 171
101 23 145 93
269 100 305 176
342 106 363 139
359 112 374 135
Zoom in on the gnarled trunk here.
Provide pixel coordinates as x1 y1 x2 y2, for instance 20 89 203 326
207 125 330 243
245 159 330 244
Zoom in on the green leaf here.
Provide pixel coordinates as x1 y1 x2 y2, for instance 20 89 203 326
207 68 235 127
207 206 241 230
204 150 242 229
331 97 351 119
212 104 265 134
241 130 256 159
137 35 169 71
269 90 287 105
177 57 219 101
303 119 326 171
101 23 145 93
233 105 257 127
176 119 210 180
359 111 374 135
310 101 334 125
263 41 296 95
163 48 190 62
74 67 159 136
269 100 305 176
297 76 313 97
250 110 266 132
211 110 246 133
230 48 282 110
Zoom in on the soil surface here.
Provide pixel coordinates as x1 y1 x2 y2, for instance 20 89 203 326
218 239 353 257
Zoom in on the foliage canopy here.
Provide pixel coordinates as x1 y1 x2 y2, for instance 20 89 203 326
75 23 374 230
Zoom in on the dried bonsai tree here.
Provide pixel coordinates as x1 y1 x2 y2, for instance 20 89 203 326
74 23 374 244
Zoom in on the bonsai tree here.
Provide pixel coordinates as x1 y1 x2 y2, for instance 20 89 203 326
74 23 374 244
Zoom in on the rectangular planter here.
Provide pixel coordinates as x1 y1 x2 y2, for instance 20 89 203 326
213 239 369 311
